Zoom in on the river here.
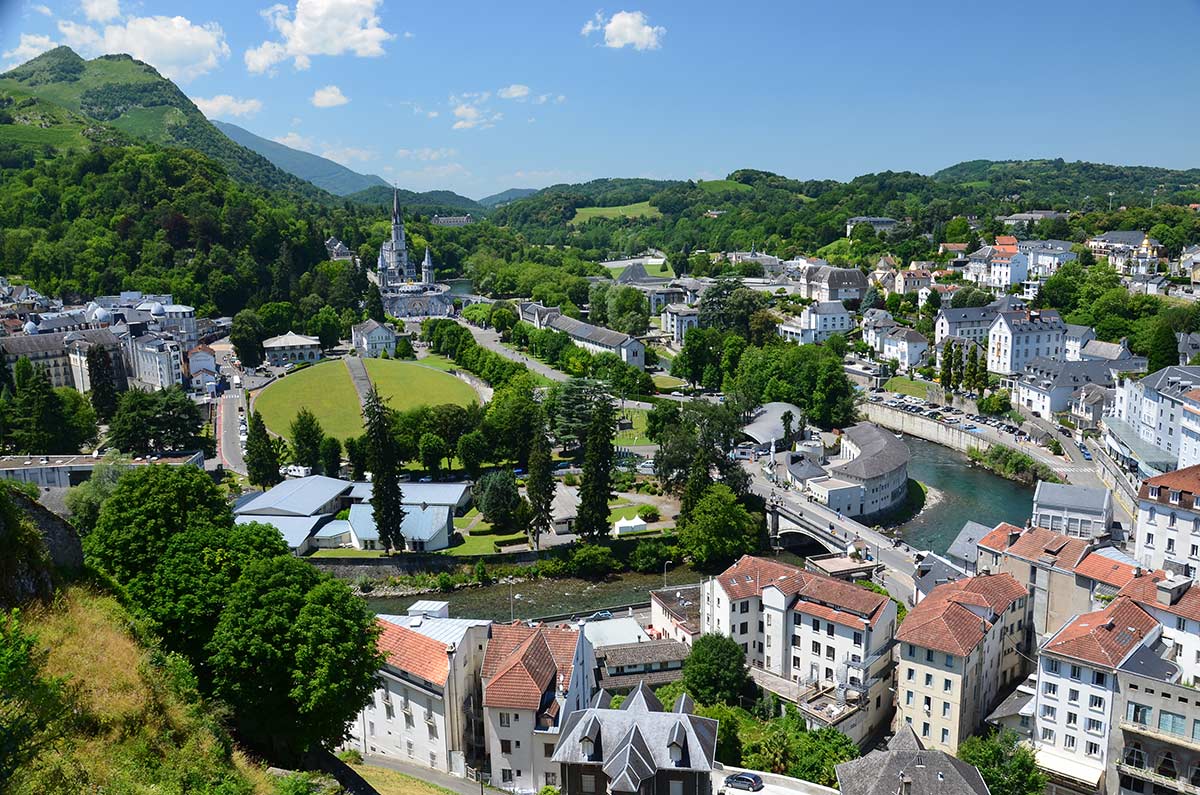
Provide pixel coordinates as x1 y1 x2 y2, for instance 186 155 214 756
898 436 1032 554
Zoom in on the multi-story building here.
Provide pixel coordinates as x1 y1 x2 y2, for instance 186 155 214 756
786 262 868 303
551 684 717 795
1032 597 1161 795
934 335 983 371
895 268 932 297
481 623 594 793
860 309 897 351
1064 324 1097 361
835 725 990 795
263 331 322 366
987 309 1065 375
352 319 400 357
0 328 126 390
1106 366 1200 479
935 304 1005 346
660 304 699 345
546 315 644 370
806 422 910 519
1116 570 1200 689
846 216 897 237
1133 465 1200 575
1032 482 1114 539
1011 357 1142 418
880 327 928 372
776 301 852 345
130 333 185 390
894 573 1028 753
649 585 701 647
347 606 492 776
700 555 897 746
1176 389 1200 470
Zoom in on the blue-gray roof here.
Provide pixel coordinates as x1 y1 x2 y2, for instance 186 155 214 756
313 519 353 539
348 502 449 543
234 475 351 517
350 481 471 508
235 514 325 549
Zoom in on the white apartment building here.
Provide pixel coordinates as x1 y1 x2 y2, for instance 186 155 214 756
861 309 897 351
352 319 400 357
1115 570 1200 688
700 556 897 746
894 573 1028 753
1180 388 1200 469
661 303 699 345
1133 465 1200 576
881 327 928 372
935 305 1000 346
1063 325 1096 362
348 607 492 776
988 251 1029 290
1031 597 1160 795
987 309 1065 376
131 333 184 390
481 624 594 794
776 301 852 345
1107 366 1200 478
1032 482 1114 539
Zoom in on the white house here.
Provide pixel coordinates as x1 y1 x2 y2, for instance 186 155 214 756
987 309 1064 375
263 331 321 366
1133 465 1200 575
861 309 898 351
347 606 492 777
935 305 1001 346
776 301 852 344
131 333 184 390
881 327 928 372
1011 357 1141 417
352 319 400 357
547 315 644 370
1063 325 1096 362
660 303 699 345
807 422 910 519
1031 482 1113 539
187 344 219 393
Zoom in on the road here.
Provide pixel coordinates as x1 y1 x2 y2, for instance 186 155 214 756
460 322 568 383
215 390 246 474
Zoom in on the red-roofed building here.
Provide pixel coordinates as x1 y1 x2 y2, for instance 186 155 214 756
482 624 593 793
895 573 1027 753
1117 569 1200 686
347 608 492 775
703 555 898 746
1033 597 1161 792
1134 464 1200 575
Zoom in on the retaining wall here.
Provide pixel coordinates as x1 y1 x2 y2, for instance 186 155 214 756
862 403 995 455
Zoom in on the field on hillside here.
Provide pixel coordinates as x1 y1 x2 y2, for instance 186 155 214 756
255 359 478 440
697 179 752 193
571 201 662 224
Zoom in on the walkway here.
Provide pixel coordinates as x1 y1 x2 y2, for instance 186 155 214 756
345 356 373 405
361 755 498 795
456 320 568 383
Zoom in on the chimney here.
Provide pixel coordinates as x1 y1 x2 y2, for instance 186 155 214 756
1157 575 1192 606
1008 526 1022 547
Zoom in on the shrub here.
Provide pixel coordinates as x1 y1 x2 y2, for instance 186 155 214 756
437 572 454 592
628 538 672 573
563 472 579 487
636 504 660 522
353 574 374 594
570 544 620 580
474 560 491 585
535 556 571 578
337 748 363 765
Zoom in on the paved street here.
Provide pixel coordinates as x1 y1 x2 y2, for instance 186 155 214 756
216 391 246 474
458 321 567 383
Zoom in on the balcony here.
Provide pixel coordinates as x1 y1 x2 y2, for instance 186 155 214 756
1117 762 1200 794
1120 720 1200 753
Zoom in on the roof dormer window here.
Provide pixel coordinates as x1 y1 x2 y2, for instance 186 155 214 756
1150 486 1161 499
1171 490 1182 505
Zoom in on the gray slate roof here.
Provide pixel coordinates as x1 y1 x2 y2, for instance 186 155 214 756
0 327 121 356
741 402 803 445
234 475 351 517
548 314 634 348
808 300 849 315
947 521 990 571
1033 481 1112 514
914 553 968 597
833 422 910 481
835 727 989 795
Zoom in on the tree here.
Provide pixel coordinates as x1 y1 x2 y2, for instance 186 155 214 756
964 345 979 394
1148 316 1181 373
366 285 385 323
790 728 860 788
695 703 744 765
526 416 554 549
678 484 759 570
861 286 882 311
363 387 405 551
476 469 521 533
576 395 616 540
289 408 325 472
230 309 266 367
106 389 158 454
11 357 33 392
457 430 487 480
245 410 281 488
419 432 447 478
491 306 517 337
780 409 795 443
55 387 98 451
154 386 203 451
940 340 954 388
682 633 750 706
64 451 132 534
309 305 342 350
344 436 368 481
206 556 381 761
107 388 203 455
10 366 71 453
319 436 342 477
679 450 713 522
646 400 681 445
394 336 415 359
85 344 119 421
958 729 1047 795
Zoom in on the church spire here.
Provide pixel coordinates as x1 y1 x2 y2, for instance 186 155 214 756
422 246 434 285
392 186 399 223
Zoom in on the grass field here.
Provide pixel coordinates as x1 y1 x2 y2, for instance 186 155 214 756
571 201 662 224
697 179 752 193
256 359 477 439
884 376 930 399
607 261 675 279
414 354 459 371
652 373 686 390
615 408 652 447
351 763 463 795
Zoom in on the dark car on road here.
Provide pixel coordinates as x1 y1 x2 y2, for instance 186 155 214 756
724 774 764 792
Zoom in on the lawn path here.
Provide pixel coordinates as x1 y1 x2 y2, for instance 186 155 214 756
344 356 373 406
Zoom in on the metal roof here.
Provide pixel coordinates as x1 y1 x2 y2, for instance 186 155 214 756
378 613 490 646
347 501 449 542
234 476 351 517
1033 481 1112 513
741 401 803 445
235 514 324 549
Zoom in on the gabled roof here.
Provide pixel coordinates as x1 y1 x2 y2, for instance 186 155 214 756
484 631 559 710
977 523 1090 570
836 746 989 795
716 554 891 627
263 330 320 348
1118 571 1200 622
234 475 351 517
1073 552 1139 588
1042 597 1157 669
896 573 1026 656
548 314 634 348
1033 481 1112 514
377 618 451 686
1139 464 1200 507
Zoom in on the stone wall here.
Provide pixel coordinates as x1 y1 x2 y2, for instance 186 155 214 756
311 549 540 580
862 402 996 456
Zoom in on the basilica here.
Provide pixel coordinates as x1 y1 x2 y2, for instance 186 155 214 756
376 190 454 318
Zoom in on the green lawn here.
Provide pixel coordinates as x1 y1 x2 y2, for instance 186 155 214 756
351 763 464 795
607 260 675 279
413 353 460 371
571 201 662 224
653 373 686 390
615 408 652 447
256 359 478 439
446 524 527 555
697 179 752 194
884 376 930 399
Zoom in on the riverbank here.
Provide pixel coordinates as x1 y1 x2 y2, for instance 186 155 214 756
967 444 1061 485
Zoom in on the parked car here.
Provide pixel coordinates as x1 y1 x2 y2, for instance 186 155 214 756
724 774 764 792
589 611 613 622
1081 448 1093 461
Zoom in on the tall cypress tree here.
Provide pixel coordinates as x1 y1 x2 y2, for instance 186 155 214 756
964 345 978 394
940 341 955 389
245 410 281 488
575 395 616 540
10 366 68 453
526 409 554 549
289 408 325 472
86 344 119 422
363 387 406 551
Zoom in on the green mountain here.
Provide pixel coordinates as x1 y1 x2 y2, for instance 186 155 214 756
479 187 538 207
345 183 483 215
212 120 389 196
932 158 1200 207
0 46 322 195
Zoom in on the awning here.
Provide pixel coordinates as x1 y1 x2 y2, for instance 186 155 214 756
1033 745 1104 787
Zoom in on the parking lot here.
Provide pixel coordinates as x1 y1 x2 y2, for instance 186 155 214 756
866 390 1028 439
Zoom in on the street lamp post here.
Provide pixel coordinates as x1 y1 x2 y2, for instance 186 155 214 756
663 559 673 589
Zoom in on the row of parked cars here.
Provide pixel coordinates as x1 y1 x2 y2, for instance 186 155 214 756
868 392 1026 437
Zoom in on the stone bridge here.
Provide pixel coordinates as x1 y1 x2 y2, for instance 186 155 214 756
768 502 852 555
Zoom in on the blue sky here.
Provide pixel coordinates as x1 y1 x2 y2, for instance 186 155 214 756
3 0 1200 199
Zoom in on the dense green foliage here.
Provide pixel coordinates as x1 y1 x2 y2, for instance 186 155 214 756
577 395 616 540
509 322 655 396
967 445 1060 485
958 728 1047 795
106 386 205 455
0 609 74 786
677 484 761 570
63 451 130 534
682 634 751 706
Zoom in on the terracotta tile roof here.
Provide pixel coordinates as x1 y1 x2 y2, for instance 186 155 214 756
482 623 580 710
1118 571 1200 622
1139 465 1200 509
377 619 450 687
896 573 1025 656
978 524 1090 570
1073 553 1140 588
716 556 889 625
1042 597 1157 669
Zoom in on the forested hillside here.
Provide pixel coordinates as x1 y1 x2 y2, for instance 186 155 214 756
0 47 322 196
346 184 485 215
213 121 388 196
933 158 1200 206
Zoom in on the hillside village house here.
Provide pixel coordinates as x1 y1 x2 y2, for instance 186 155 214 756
347 604 492 776
352 319 400 357
894 267 931 296
880 327 927 372
776 301 852 344
187 344 218 392
481 623 595 793
1032 482 1114 539
1064 324 1097 361
845 216 898 237
894 572 1028 753
987 309 1065 376
784 262 868 303
262 330 321 366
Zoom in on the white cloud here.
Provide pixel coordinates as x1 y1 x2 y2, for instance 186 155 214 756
310 84 348 107
581 9 665 50
449 92 502 130
272 131 314 151
396 162 468 181
556 94 567 104
192 94 263 118
245 0 393 74
396 147 456 161
58 14 230 81
403 30 414 39
81 0 120 22
322 145 374 165
498 83 530 100
3 33 58 66
32 5 53 16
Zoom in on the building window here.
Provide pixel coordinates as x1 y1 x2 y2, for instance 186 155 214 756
905 690 913 706
545 743 555 757
940 727 949 744
1069 664 1080 679
1044 682 1058 697
1086 718 1103 733
925 673 933 687
545 773 557 787
1064 734 1076 750
922 722 930 738
1042 705 1056 719
500 712 510 728
853 631 863 646
501 739 511 754
907 667 914 681
1041 728 1055 743
1128 702 1152 725
406 740 413 757
1068 688 1079 703
1046 658 1060 674
944 654 953 668
669 782 683 795
1067 711 1077 726
1089 694 1104 710
1159 710 1187 736
942 702 950 717
581 774 596 793
925 649 934 663
501 770 513 784
943 678 951 692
